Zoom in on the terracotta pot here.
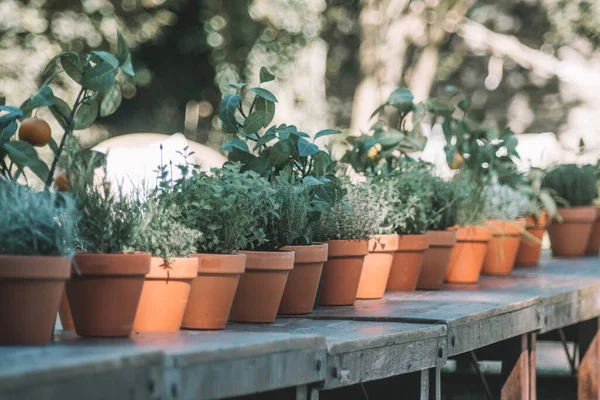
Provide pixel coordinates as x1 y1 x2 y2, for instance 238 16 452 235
356 235 400 299
418 231 457 290
481 220 525 275
181 253 246 330
278 243 328 314
58 290 75 331
66 253 151 338
0 256 70 345
318 240 369 306
586 206 600 255
133 257 198 332
386 234 429 291
515 212 549 267
548 207 597 257
229 251 294 323
445 226 491 284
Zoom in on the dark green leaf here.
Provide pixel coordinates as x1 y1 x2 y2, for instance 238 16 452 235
91 51 119 69
117 31 129 65
219 94 240 133
255 132 277 148
243 111 267 134
388 88 414 112
249 87 277 103
311 151 331 177
49 97 72 129
259 67 275 83
0 97 4 106
426 98 454 116
314 129 341 141
0 121 17 144
83 62 117 91
100 85 122 117
73 99 99 130
297 137 319 157
48 137 59 155
228 83 247 90
244 156 270 175
302 176 323 188
120 54 135 77
254 98 275 127
221 138 249 152
42 51 79 76
20 86 55 118
369 103 387 120
268 138 294 169
61 53 84 84
4 141 49 181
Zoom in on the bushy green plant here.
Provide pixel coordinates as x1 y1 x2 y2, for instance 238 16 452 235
485 180 529 220
313 182 390 241
167 163 278 254
0 181 77 256
542 164 597 207
518 167 562 221
454 169 488 226
257 183 311 249
427 176 463 231
67 152 144 254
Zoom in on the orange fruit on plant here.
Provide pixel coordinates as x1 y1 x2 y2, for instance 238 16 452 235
54 172 70 192
18 117 52 147
449 152 464 170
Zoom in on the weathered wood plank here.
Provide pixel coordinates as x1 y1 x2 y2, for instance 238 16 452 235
578 318 600 400
500 334 529 400
228 318 447 390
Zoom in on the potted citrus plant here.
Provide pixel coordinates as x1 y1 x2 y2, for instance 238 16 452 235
313 181 387 306
0 181 77 345
481 179 529 275
542 164 598 257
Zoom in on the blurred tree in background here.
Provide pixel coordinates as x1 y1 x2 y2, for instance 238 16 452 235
1 0 599 150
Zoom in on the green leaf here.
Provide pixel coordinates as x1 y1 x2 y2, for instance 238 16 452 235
302 176 323 189
73 99 99 130
49 97 72 129
120 54 135 77
243 111 267 134
42 51 79 76
255 132 277 148
48 137 59 155
388 88 414 112
221 139 249 152
20 86 55 118
268 138 294 169
91 51 119 69
297 137 319 157
259 67 275 83
61 53 84 84
369 103 387 120
311 151 331 177
100 85 122 117
314 129 341 141
4 141 49 181
250 87 277 103
83 62 117 92
0 121 18 144
426 98 454 116
228 83 247 90
0 97 4 106
117 31 129 65
219 94 240 133
254 97 275 127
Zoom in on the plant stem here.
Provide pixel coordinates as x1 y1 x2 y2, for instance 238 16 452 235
45 87 85 189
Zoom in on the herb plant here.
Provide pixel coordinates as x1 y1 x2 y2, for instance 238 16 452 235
427 175 463 231
0 31 133 187
0 180 77 256
542 164 598 207
518 167 562 221
167 163 278 254
313 181 390 241
454 169 488 227
485 180 529 220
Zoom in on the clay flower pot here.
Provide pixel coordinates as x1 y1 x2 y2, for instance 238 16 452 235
229 250 294 323
356 234 400 299
133 257 198 332
318 240 369 306
0 256 70 345
417 230 457 290
445 226 491 284
515 212 549 267
586 206 600 255
58 290 75 331
386 234 429 291
181 253 246 330
278 243 328 315
548 207 597 257
482 220 525 276
66 253 151 338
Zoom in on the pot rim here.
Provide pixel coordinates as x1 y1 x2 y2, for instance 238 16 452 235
145 257 199 280
73 252 151 276
281 242 328 264
240 249 295 271
396 233 430 251
192 252 246 275
0 255 71 279
556 206 598 223
485 219 526 237
369 234 400 253
427 230 457 247
448 225 492 242
326 239 369 257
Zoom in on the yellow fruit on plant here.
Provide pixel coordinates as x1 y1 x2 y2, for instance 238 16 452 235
18 118 52 147
54 172 70 192
449 152 464 170
367 143 382 159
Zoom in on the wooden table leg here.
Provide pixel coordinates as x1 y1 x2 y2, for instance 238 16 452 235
578 318 600 400
500 334 530 400
420 368 441 400
529 332 537 400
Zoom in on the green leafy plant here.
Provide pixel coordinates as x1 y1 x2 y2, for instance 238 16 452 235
0 31 132 187
67 151 144 254
541 164 598 207
342 88 428 174
518 167 563 221
485 179 529 220
218 67 344 243
166 163 278 254
454 169 489 227
0 180 77 256
313 181 390 241
427 175 464 231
